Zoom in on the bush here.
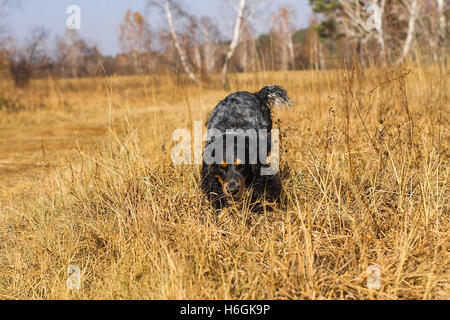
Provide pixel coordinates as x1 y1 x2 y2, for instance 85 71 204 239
9 58 33 88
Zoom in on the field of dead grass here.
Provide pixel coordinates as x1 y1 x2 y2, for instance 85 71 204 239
0 63 448 299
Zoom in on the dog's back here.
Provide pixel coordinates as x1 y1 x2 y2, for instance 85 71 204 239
206 85 290 134
206 91 271 133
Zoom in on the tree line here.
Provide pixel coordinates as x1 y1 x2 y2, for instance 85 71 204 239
0 0 448 87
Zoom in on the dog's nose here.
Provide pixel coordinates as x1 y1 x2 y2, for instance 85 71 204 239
225 181 239 194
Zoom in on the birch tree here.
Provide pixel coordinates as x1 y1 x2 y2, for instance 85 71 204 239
436 0 447 45
271 7 296 71
220 0 268 83
191 22 202 73
399 0 420 62
55 30 101 78
436 0 447 64
200 17 220 75
149 0 200 83
235 18 257 72
310 0 388 63
372 0 386 59
119 10 152 73
221 0 246 84
337 0 386 60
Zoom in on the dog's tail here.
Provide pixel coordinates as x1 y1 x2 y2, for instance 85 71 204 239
255 85 291 109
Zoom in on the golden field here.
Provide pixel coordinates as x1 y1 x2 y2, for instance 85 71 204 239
0 63 448 299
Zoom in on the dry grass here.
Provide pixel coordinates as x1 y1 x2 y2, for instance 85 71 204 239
0 63 448 299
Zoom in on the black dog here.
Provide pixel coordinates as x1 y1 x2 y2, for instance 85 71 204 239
201 85 291 211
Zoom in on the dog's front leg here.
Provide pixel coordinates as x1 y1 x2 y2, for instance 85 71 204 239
250 166 282 212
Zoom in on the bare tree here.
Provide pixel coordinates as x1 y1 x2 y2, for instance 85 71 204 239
149 0 200 83
183 16 202 73
221 0 246 83
200 17 220 75
436 0 447 44
436 0 447 64
398 0 420 62
271 6 296 71
373 0 386 59
220 0 268 83
120 10 146 52
336 0 387 62
55 30 101 78
119 9 152 73
8 28 49 87
233 18 257 72
306 16 321 70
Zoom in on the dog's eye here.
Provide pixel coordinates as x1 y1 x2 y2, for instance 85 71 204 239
234 159 244 169
217 163 227 171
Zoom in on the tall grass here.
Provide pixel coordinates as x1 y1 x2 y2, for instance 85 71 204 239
0 62 448 299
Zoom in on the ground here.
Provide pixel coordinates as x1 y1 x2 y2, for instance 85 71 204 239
0 65 448 299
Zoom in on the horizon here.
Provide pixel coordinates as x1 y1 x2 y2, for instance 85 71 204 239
5 0 312 56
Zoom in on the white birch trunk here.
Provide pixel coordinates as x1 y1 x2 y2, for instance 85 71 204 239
201 25 214 74
158 0 200 83
375 0 386 60
436 0 446 46
193 35 202 72
400 0 419 62
287 32 295 70
221 0 246 84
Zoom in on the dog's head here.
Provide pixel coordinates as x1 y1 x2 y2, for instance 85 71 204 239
206 133 258 201
214 158 253 200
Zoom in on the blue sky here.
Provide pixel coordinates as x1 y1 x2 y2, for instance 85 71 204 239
6 0 312 56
